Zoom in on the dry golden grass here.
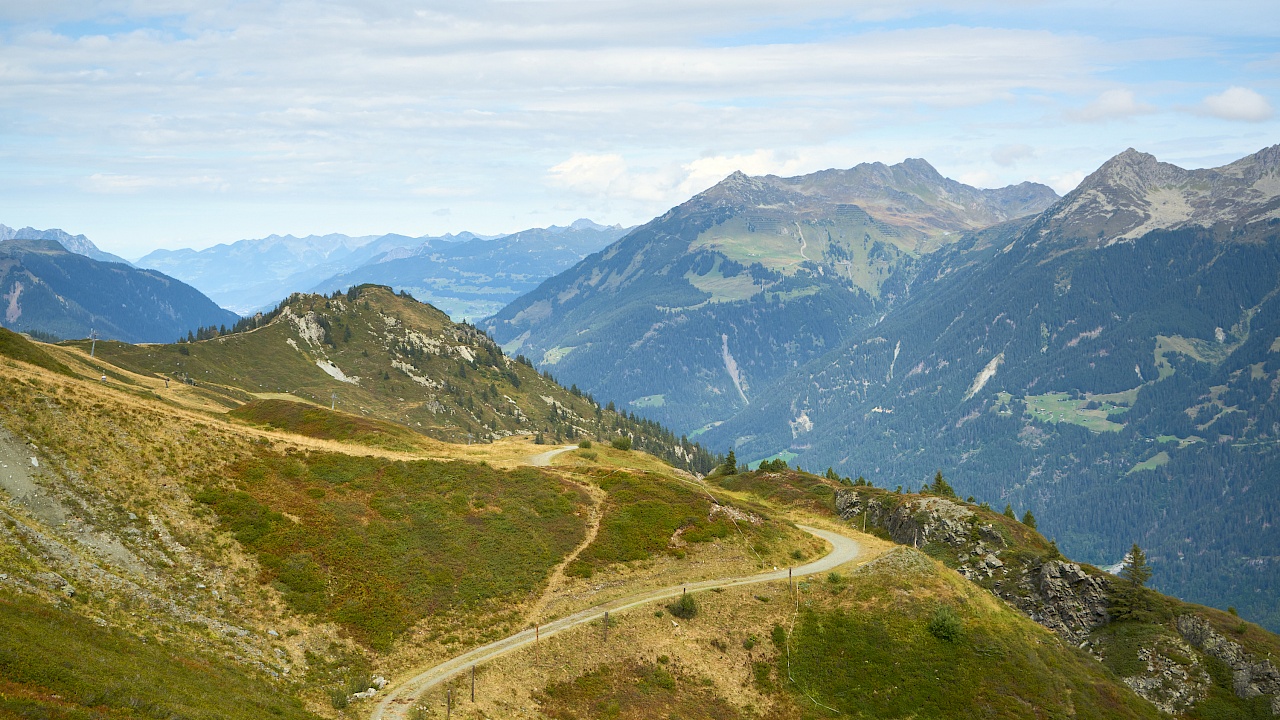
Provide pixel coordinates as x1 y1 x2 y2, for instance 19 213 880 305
394 525 891 720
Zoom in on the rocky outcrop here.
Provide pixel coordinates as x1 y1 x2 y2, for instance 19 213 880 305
1177 615 1280 712
835 490 1004 549
1113 636 1210 714
837 489 1113 645
1000 560 1112 645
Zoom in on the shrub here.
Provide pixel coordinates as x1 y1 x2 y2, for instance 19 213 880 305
578 439 592 449
667 592 698 619
611 436 632 451
927 606 963 642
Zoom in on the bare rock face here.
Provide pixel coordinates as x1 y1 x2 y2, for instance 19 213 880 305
1177 615 1280 707
835 489 1110 644
1002 560 1112 645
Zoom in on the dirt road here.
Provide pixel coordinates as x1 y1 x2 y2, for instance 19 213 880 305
527 444 578 466
370 525 861 719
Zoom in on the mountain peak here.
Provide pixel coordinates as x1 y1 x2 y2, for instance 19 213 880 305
1033 144 1280 247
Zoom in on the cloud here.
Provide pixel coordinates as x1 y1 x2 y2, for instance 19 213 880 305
991 143 1034 167
1197 87 1273 122
1046 170 1087 195
547 150 816 206
1067 89 1156 122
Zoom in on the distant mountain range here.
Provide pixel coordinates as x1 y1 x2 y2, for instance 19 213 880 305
483 146 1280 631
138 219 630 318
0 224 133 266
0 239 238 343
308 220 632 320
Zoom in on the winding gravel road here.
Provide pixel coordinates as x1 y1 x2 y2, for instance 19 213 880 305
371 525 861 720
527 444 578 467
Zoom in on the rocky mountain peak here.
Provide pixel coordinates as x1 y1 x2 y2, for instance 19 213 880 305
1030 144 1280 247
1078 148 1190 195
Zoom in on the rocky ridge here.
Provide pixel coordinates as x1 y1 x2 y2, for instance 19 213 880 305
1029 144 1280 247
835 487 1280 716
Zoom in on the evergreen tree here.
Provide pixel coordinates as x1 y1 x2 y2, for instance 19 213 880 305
1110 543 1153 622
928 470 957 498
1003 504 1016 519
1021 510 1037 529
723 449 738 476
1120 543 1151 589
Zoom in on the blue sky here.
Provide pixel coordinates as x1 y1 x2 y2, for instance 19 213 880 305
1 1 1276 258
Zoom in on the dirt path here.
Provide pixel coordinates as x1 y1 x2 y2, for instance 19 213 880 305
370 525 862 720
523 477 605 624
527 444 578 467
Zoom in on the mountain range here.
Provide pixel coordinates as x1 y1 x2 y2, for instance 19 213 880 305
4 148 1280 718
138 219 629 318
482 158 1059 438
0 223 133 265
485 145 1280 631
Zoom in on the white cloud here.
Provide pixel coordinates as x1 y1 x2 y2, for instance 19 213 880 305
991 143 1034 166
1067 89 1156 122
1046 170 1087 195
0 1 1262 252
1198 87 1273 122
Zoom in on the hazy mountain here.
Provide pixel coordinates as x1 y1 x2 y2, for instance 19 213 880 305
482 160 1057 436
0 239 238 342
697 144 1280 630
309 219 630 321
138 221 624 318
0 224 133 266
136 232 434 314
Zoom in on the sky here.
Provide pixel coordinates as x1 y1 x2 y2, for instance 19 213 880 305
1 1 1277 259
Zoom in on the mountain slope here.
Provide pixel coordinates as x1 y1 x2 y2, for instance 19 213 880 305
482 160 1057 437
701 144 1280 630
1 327 1276 720
0 239 239 342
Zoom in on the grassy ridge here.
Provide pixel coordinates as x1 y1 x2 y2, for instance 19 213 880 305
199 451 588 649
229 398 425 451
0 594 318 720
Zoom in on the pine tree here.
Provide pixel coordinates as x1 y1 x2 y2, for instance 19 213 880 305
1003 504 1016 519
723 449 738 475
929 470 957 498
1121 543 1151 589
1109 543 1153 621
1021 510 1037 529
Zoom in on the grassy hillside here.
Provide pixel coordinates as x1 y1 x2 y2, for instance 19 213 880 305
0 594 319 720
196 451 589 650
229 398 429 452
85 285 716 472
